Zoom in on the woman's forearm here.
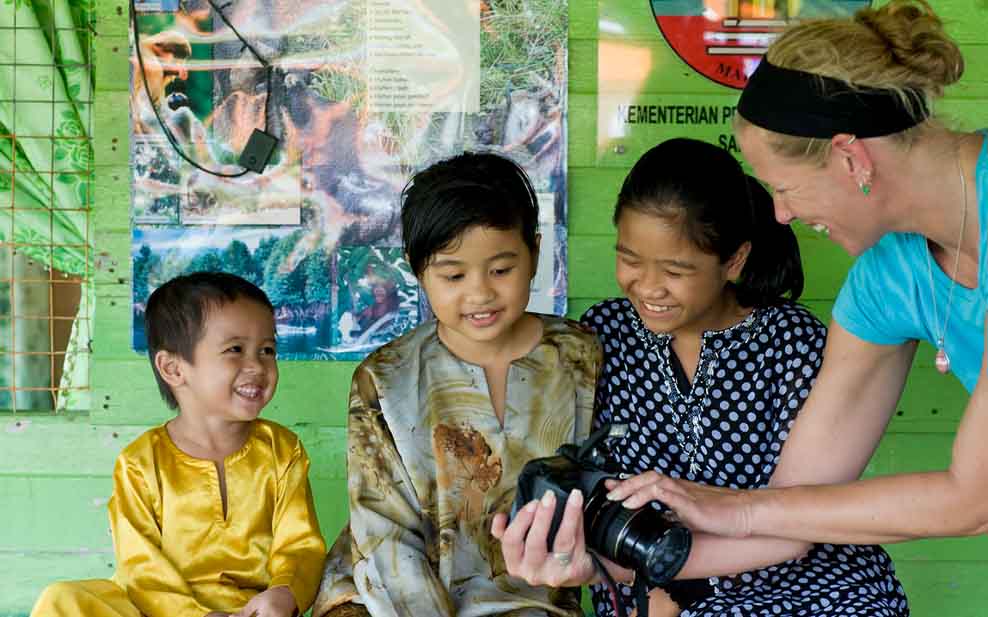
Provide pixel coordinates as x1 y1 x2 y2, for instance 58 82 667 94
675 533 812 580
750 471 987 544
676 474 941 580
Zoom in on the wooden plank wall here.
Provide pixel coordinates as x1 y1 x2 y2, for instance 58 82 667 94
0 0 985 615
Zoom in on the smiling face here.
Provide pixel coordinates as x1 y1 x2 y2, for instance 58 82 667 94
172 297 279 424
419 225 538 359
616 208 747 337
738 124 886 256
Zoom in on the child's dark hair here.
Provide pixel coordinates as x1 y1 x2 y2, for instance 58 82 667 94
144 271 274 409
614 138 803 307
401 151 540 277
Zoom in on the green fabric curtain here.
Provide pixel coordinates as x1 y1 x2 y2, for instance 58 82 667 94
0 0 93 411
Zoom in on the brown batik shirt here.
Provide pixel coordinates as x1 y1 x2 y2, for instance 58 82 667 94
315 315 600 617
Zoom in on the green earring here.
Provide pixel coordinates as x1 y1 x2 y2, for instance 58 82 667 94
859 171 873 196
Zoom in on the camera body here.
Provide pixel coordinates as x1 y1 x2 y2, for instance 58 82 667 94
511 424 691 587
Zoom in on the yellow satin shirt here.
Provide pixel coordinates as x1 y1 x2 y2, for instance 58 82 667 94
108 419 326 615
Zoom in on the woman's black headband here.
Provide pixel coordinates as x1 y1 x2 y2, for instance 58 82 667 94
737 58 929 138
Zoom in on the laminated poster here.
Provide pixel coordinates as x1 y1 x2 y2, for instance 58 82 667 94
130 0 569 359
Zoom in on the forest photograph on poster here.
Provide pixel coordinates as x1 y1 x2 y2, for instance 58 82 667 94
133 228 327 357
132 228 421 359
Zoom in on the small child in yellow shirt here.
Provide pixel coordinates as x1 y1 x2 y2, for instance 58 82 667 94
31 271 326 617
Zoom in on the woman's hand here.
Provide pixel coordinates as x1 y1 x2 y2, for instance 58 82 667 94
605 472 755 538
491 489 600 588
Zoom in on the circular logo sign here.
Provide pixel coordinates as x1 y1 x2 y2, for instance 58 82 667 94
650 0 870 89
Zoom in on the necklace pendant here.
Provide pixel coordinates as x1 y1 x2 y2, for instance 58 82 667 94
935 348 951 374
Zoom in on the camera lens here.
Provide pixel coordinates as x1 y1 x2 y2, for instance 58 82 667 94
584 492 692 587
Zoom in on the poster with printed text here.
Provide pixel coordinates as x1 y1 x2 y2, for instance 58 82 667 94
130 0 569 359
597 0 869 166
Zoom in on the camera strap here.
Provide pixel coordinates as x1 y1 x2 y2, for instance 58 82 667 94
588 552 627 617
588 553 652 617
632 571 650 617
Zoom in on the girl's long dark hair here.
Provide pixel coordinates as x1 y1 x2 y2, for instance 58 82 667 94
614 138 803 307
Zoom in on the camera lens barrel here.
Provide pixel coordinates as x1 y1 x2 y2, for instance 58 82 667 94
584 492 691 587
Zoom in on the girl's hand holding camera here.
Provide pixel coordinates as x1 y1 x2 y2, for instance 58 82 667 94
491 488 631 588
493 490 683 616
493 424 690 597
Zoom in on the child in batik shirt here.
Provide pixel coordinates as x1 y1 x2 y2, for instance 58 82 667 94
314 153 600 617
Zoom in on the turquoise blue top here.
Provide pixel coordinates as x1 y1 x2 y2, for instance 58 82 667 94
833 132 988 393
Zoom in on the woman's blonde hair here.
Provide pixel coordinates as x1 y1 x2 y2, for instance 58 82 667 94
736 0 964 165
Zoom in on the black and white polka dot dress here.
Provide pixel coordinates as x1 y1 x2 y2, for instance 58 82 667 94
581 298 909 617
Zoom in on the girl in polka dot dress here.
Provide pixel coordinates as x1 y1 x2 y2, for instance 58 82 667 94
581 139 908 617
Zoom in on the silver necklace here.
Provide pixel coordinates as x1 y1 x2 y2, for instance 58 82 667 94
924 151 968 374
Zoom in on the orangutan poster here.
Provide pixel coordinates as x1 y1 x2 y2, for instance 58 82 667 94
130 0 569 359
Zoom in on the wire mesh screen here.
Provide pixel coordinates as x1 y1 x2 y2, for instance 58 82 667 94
1 0 94 412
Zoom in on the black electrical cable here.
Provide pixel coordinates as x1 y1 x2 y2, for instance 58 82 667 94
130 0 275 178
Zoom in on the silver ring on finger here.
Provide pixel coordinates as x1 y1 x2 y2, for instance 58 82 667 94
552 551 573 566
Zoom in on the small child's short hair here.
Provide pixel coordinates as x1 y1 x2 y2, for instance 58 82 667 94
144 271 274 409
400 151 540 277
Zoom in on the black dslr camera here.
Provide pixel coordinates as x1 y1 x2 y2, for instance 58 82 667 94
511 424 691 587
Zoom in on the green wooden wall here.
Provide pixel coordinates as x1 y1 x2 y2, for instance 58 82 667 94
1 0 986 615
